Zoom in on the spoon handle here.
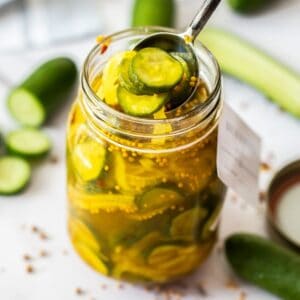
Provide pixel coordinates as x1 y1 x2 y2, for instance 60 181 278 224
184 0 222 41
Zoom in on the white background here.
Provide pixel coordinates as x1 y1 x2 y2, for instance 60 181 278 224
0 0 299 299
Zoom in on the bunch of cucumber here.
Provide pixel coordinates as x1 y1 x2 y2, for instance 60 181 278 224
0 57 77 195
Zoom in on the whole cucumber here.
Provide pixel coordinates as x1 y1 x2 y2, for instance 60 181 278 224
226 233 300 300
132 0 175 27
228 0 269 13
8 57 77 127
200 28 300 118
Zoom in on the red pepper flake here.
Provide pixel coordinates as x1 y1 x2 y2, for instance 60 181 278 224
49 156 59 164
39 231 49 240
31 225 39 233
260 162 271 171
26 264 34 274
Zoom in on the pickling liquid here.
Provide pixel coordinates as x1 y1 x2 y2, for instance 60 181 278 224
66 75 224 283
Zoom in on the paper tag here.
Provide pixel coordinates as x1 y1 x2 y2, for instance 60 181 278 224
217 103 261 203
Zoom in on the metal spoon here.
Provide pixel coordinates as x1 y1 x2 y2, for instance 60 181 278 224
134 0 222 111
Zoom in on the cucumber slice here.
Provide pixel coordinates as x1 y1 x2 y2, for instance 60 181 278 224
0 156 31 195
6 128 51 158
117 86 168 117
119 52 143 95
135 187 184 218
130 48 183 92
132 0 175 27
200 28 300 118
72 141 106 182
100 51 132 106
226 233 300 300
170 207 208 241
8 57 77 127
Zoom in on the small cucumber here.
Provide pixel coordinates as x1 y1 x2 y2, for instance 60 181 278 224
72 141 106 182
8 57 77 127
0 132 4 155
130 48 183 92
228 0 269 13
117 86 168 117
226 233 300 300
0 156 31 195
132 0 175 27
6 128 51 159
200 28 300 118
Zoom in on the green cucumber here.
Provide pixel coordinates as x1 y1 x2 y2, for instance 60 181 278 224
6 128 51 159
8 57 77 127
130 48 183 92
200 28 300 118
226 233 300 300
117 86 168 117
0 156 31 195
228 0 269 13
132 0 175 27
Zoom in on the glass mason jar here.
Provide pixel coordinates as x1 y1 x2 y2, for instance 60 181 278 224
66 27 225 283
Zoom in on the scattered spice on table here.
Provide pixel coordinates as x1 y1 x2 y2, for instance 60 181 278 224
26 264 34 274
260 162 271 172
23 254 32 261
49 155 59 164
259 191 267 203
239 291 247 300
196 282 208 296
100 283 107 290
40 249 49 257
75 287 85 295
226 279 239 290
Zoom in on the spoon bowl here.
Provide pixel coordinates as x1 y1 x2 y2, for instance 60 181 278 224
133 0 222 111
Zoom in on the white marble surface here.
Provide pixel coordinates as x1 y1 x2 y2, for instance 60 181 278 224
0 1 299 299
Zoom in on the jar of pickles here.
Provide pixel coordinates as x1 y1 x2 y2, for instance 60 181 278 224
66 27 225 283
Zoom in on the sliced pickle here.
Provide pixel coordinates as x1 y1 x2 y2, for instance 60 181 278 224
98 51 133 106
72 141 106 182
147 243 212 276
69 186 137 213
131 187 184 220
73 242 109 275
170 207 208 241
69 217 100 251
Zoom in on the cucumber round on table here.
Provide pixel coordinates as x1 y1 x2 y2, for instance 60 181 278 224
129 48 183 93
6 128 51 158
0 156 31 195
118 86 168 117
8 57 77 127
132 0 175 27
226 233 300 300
200 28 300 118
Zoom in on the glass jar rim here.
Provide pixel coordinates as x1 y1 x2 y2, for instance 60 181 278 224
81 26 221 130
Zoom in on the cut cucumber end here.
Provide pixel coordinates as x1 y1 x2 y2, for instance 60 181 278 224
6 128 51 159
0 156 31 195
8 89 45 127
